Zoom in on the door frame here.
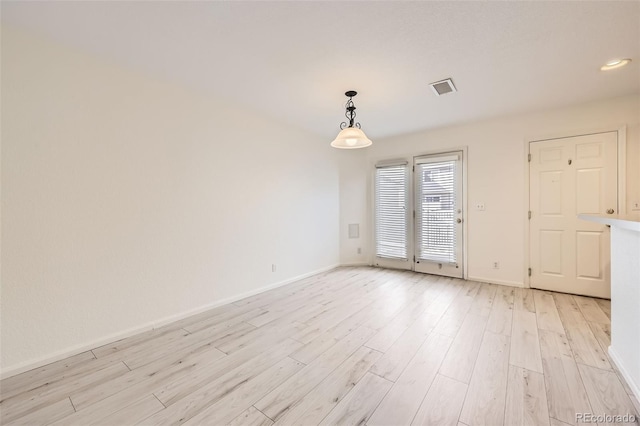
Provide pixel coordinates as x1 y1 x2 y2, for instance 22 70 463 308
370 146 468 279
523 126 627 289
413 151 465 278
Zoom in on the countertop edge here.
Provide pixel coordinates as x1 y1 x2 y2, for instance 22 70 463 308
578 214 640 232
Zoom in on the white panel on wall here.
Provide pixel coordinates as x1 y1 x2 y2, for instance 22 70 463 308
348 223 360 239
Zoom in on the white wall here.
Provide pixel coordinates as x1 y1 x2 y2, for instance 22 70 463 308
0 28 340 376
338 151 370 265
340 94 640 286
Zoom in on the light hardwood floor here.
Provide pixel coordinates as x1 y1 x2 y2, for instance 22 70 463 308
1 267 639 426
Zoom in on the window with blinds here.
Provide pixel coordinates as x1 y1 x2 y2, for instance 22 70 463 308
416 158 458 264
375 164 408 259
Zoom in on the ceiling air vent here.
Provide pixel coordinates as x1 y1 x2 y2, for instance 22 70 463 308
429 78 457 96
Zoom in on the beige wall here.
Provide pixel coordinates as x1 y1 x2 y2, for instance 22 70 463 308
340 94 640 285
0 28 340 376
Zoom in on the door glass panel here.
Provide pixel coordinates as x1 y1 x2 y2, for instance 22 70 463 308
375 165 408 260
416 159 458 264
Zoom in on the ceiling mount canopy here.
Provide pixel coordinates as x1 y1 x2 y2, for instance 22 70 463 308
331 91 372 149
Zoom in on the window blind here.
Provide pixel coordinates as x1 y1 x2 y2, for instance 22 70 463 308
416 160 457 264
375 165 408 259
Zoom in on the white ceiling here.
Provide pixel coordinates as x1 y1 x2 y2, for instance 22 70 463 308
3 1 639 139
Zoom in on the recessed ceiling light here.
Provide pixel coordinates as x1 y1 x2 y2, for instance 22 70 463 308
601 58 632 71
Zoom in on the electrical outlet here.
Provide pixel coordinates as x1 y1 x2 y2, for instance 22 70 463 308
271 264 277 272
476 203 485 211
632 201 640 211
357 247 362 254
493 262 500 269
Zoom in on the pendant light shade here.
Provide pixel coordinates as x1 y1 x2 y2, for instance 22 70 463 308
331 90 372 149
331 127 372 149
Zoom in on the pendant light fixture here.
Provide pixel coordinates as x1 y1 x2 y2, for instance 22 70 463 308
331 91 372 149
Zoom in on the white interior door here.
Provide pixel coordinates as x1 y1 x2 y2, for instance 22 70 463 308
529 132 618 298
414 152 464 278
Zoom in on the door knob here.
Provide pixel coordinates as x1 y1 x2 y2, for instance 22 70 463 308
606 208 615 214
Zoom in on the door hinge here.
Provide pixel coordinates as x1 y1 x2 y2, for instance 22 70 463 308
412 165 415 172
413 210 416 219
413 255 416 262
528 267 532 277
528 153 531 162
528 211 532 219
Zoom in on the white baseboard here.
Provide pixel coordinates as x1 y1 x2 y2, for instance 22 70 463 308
339 261 371 267
608 346 640 402
0 263 339 380
466 275 525 288
337 262 528 289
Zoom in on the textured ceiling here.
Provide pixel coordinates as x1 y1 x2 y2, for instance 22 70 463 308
2 1 639 139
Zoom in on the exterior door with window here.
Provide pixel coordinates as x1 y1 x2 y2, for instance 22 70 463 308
373 153 464 278
414 153 464 278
